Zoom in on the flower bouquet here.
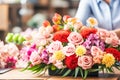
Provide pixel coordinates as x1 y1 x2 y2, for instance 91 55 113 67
19 13 120 79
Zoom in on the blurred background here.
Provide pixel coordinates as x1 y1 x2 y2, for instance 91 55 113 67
0 0 80 40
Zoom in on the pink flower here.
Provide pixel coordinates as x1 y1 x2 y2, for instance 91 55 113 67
4 43 19 58
97 28 110 40
30 51 42 66
33 34 48 46
78 56 93 70
105 31 119 47
67 32 83 45
62 43 75 56
91 46 103 58
93 56 102 64
91 46 104 64
54 60 65 69
47 41 63 53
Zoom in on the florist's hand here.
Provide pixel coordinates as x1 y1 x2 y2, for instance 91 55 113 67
114 29 120 39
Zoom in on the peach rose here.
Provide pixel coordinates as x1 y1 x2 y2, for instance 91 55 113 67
97 28 110 40
78 56 93 70
67 32 83 45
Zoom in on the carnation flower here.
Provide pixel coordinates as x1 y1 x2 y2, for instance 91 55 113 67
53 30 70 43
105 48 120 61
80 27 97 38
5 57 17 68
65 54 78 70
102 54 115 67
53 50 65 61
75 45 86 56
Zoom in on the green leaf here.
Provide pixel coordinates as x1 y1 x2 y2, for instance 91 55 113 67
74 67 79 78
27 65 40 71
59 68 65 74
84 70 88 79
107 67 114 73
88 68 100 72
79 67 83 78
62 69 71 77
21 62 31 71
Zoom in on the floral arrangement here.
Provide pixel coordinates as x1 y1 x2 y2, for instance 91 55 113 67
3 13 120 79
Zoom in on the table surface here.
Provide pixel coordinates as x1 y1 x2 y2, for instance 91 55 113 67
0 69 120 80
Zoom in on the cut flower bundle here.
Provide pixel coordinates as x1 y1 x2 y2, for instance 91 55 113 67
2 13 120 79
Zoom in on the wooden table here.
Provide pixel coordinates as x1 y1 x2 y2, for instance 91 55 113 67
0 69 120 80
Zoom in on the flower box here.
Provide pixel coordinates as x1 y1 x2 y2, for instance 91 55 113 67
48 65 98 77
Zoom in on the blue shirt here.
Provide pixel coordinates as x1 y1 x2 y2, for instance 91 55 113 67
75 0 120 30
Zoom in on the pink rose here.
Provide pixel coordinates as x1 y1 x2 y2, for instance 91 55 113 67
91 46 103 58
47 40 63 53
105 31 119 47
97 28 110 40
62 43 75 56
30 51 42 66
78 56 93 70
67 32 83 45
91 46 104 64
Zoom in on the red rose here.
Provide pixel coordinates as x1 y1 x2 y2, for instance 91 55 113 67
80 27 97 38
53 30 70 43
65 54 78 70
105 48 120 61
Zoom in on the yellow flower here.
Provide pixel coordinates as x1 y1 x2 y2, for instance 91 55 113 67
102 54 115 67
87 17 98 27
53 50 65 61
75 45 86 56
